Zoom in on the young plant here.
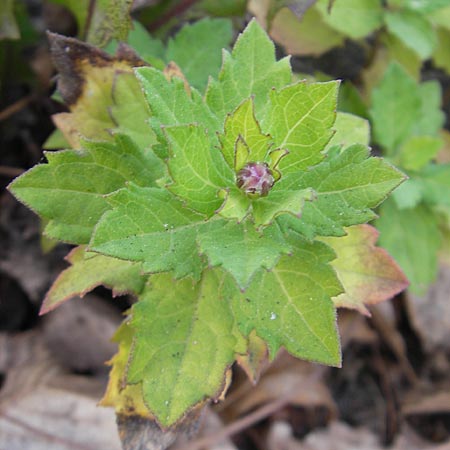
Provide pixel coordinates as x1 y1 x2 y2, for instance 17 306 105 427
370 63 450 293
8 19 407 434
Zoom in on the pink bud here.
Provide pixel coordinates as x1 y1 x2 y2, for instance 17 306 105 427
236 162 274 197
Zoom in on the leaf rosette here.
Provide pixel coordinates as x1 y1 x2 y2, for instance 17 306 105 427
8 19 408 429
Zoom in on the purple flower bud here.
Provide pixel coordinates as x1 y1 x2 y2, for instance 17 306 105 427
236 162 275 197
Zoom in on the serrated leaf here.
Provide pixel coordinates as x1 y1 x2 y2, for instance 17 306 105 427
270 6 345 57
370 63 421 153
385 9 437 60
8 135 161 244
376 199 441 294
127 270 245 428
262 80 339 173
220 97 272 170
197 221 291 288
397 135 443 171
166 18 233 91
321 225 409 315
89 184 207 280
164 124 233 215
100 321 153 419
48 33 150 148
325 112 370 151
252 187 316 226
316 0 384 39
206 19 292 120
277 144 406 238
232 235 342 365
135 66 220 156
41 246 146 314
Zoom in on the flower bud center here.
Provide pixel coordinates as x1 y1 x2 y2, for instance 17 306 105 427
236 162 274 197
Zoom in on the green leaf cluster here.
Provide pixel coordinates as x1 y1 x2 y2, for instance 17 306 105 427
370 63 450 293
106 18 233 91
266 0 450 76
8 20 405 428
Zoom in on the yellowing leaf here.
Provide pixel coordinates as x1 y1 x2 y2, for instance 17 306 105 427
322 224 409 315
100 321 153 419
48 32 150 148
41 246 146 314
270 7 345 57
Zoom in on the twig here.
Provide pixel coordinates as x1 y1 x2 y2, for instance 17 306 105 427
0 95 34 122
179 396 290 450
148 0 200 31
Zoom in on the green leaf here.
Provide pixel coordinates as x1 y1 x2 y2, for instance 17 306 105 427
252 187 316 227
166 18 233 91
370 64 421 154
403 0 450 13
278 145 406 238
316 0 384 39
321 224 409 315
338 82 369 119
391 178 424 209
85 0 133 47
43 129 70 150
416 81 445 136
89 185 207 280
205 19 292 120
381 31 422 80
432 27 450 73
417 163 450 208
164 124 233 216
197 221 291 289
135 67 220 155
385 9 437 60
428 5 450 29
376 199 441 294
325 112 370 151
397 135 443 171
8 135 162 244
262 80 339 173
109 71 157 151
41 246 146 314
0 0 19 39
220 97 272 170
105 20 165 62
51 0 132 46
127 270 245 428
232 234 342 365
